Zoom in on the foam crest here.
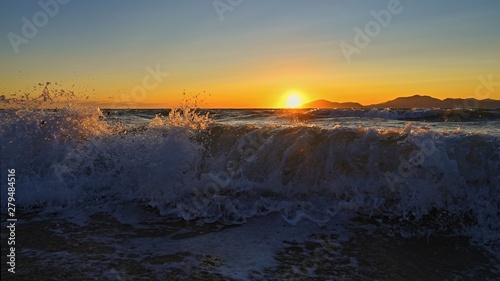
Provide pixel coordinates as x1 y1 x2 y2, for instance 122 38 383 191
1 102 498 250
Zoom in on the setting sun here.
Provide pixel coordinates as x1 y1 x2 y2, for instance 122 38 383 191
286 94 302 108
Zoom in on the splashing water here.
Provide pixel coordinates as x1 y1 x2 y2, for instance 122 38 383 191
1 85 499 280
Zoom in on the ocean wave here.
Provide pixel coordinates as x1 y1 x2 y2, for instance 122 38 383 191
1 106 499 248
304 108 500 122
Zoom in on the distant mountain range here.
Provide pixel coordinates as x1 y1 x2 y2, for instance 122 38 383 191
300 95 500 109
301 99 364 108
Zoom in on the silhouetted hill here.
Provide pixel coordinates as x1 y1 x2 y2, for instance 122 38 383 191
302 95 500 109
369 95 442 108
441 98 500 109
301 99 363 108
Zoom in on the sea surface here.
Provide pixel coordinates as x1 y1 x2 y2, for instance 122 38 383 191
1 106 499 280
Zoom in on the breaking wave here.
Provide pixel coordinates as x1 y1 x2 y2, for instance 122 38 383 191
0 83 498 259
1 104 499 250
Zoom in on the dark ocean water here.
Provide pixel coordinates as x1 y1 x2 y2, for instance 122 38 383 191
1 106 499 280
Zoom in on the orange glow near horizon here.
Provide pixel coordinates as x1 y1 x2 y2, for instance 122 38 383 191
1 2 500 109
2 77 499 109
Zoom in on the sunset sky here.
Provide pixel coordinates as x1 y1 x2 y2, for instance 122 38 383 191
1 0 499 108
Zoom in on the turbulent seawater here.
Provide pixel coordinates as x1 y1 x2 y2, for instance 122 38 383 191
1 106 499 280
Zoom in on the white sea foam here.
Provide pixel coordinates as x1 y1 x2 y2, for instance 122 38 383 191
1 104 499 257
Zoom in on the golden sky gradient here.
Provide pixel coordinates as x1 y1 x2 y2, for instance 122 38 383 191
1 1 499 108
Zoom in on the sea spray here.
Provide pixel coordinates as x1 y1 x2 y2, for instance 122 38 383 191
1 88 499 259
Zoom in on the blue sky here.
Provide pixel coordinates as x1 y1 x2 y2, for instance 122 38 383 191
1 0 499 107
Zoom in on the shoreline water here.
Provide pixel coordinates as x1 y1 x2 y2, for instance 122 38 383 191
2 209 498 280
1 107 499 279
